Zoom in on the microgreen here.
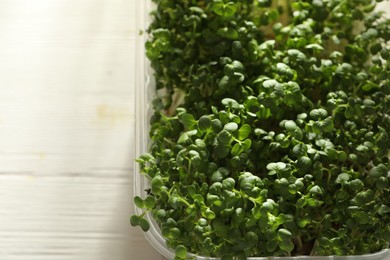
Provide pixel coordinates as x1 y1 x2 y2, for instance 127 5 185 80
132 0 390 258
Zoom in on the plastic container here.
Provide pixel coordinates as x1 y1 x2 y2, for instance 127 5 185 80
133 1 390 259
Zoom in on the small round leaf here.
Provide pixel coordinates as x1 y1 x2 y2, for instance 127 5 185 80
175 245 187 259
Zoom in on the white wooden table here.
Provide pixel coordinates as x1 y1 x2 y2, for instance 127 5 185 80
0 1 388 260
0 0 162 259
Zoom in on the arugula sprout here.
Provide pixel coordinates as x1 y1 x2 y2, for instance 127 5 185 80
132 0 390 258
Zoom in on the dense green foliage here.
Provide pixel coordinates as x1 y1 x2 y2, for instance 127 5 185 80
132 0 390 258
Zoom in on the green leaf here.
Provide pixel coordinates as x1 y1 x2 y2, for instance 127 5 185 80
154 209 166 221
212 219 229 237
267 9 279 22
349 179 364 191
245 231 259 246
197 218 208 227
175 245 187 259
267 239 278 252
222 178 236 191
257 105 271 119
353 211 369 224
219 76 230 88
330 237 343 248
211 170 224 182
337 151 347 161
297 156 312 169
144 196 156 209
296 197 307 208
263 79 281 89
192 194 204 204
134 196 144 209
225 190 239 208
145 41 160 59
242 139 251 150
217 27 239 40
224 122 239 132
279 240 294 253
267 162 287 171
217 130 233 144
376 177 388 191
287 49 307 61
369 164 387 179
168 195 179 209
152 28 170 39
179 113 197 129
188 150 202 166
361 28 378 40
310 108 328 120
284 120 303 140
292 128 304 140
231 143 243 156
315 139 334 150
224 61 244 76
309 185 323 196
211 119 223 132
130 215 140 226
327 148 338 160
209 182 222 195
276 63 295 80
177 133 190 144
277 228 294 252
251 205 262 219
361 81 379 91
378 205 390 215
208 194 221 206
336 173 351 184
202 207 216 220
380 48 390 60
344 105 355 118
370 43 382 54
277 228 292 240
212 1 237 17
292 143 307 157
297 217 310 228
198 115 211 132
151 175 164 195
356 144 369 153
262 201 274 212
284 120 298 131
305 43 324 52
162 226 180 239
307 198 322 207
240 173 263 194
130 215 150 232
195 139 206 149
318 117 334 132
222 98 239 109
238 124 251 140
288 184 297 194
354 190 374 205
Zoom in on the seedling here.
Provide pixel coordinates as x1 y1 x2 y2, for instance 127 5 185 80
133 0 390 258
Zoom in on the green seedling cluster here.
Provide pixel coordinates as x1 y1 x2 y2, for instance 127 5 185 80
132 0 390 258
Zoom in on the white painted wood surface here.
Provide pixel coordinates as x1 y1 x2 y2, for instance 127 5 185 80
0 0 162 259
0 1 388 260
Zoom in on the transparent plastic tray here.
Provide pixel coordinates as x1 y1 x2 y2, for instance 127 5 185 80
133 1 390 259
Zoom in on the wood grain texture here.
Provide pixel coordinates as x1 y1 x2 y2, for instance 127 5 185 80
0 0 162 259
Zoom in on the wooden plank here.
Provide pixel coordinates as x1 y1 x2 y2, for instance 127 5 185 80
0 0 162 259
0 175 162 260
